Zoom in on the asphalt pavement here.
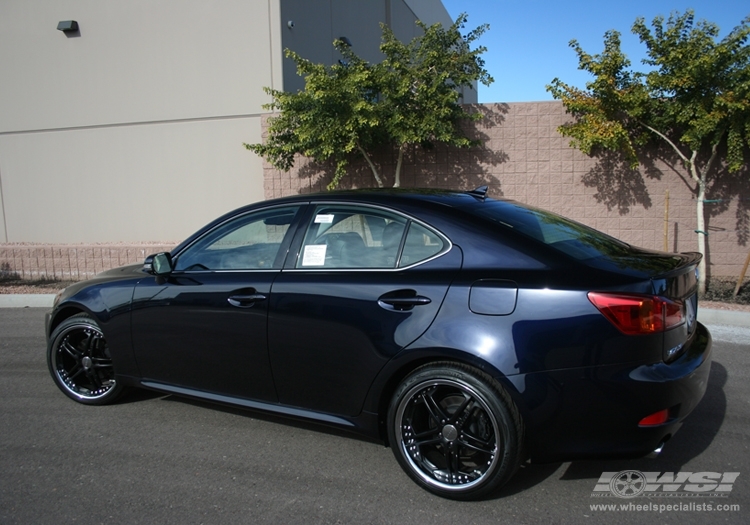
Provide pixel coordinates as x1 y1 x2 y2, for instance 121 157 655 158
0 307 747 524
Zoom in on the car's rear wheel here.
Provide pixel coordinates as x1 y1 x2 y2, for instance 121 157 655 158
387 363 524 500
47 314 124 405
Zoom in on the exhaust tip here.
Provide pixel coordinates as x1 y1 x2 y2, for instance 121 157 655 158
647 443 664 459
646 435 671 459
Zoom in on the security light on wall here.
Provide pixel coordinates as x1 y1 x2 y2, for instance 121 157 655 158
57 20 79 33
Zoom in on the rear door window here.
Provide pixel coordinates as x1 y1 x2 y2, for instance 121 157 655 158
296 205 447 269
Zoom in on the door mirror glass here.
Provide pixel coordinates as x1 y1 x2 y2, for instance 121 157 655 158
151 252 173 276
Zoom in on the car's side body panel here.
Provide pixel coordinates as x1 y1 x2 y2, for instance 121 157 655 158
268 248 462 416
130 271 279 401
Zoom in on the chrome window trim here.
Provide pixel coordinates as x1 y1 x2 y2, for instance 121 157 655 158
289 201 453 272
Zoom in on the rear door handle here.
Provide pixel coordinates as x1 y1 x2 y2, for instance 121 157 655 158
378 290 431 312
228 293 267 308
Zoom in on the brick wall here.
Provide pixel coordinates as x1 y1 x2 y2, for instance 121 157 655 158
262 101 749 280
0 243 175 281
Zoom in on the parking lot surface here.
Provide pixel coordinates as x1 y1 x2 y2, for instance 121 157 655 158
1 308 747 524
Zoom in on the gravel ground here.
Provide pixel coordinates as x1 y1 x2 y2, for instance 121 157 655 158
0 280 76 295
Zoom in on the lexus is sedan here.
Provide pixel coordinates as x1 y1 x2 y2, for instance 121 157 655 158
46 187 711 500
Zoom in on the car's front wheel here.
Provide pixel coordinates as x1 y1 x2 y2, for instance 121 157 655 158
387 363 524 500
47 314 124 405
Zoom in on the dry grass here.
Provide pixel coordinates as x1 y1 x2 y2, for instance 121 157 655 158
0 276 77 294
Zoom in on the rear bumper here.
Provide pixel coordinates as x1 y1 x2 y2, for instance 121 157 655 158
512 322 712 462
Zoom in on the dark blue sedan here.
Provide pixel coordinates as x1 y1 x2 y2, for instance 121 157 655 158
46 187 711 500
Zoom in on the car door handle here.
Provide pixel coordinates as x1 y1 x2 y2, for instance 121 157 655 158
378 291 432 312
228 293 267 308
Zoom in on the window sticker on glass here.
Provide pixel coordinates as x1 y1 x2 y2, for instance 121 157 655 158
302 244 327 266
314 214 335 224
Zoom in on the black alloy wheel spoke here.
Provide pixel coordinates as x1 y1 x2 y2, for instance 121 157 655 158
67 364 85 380
450 394 472 427
413 427 442 440
83 332 96 352
458 430 496 455
421 389 449 425
413 434 443 448
61 339 82 360
85 369 103 388
90 357 113 369
442 447 456 479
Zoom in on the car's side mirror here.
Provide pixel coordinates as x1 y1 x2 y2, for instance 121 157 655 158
148 252 173 276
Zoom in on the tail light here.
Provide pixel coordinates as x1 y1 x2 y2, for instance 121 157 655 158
639 409 670 427
588 292 685 335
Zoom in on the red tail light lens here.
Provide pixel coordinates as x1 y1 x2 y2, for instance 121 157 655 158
639 409 670 427
588 292 685 335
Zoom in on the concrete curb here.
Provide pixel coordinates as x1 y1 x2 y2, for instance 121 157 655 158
1 294 748 328
696 309 750 328
0 294 57 308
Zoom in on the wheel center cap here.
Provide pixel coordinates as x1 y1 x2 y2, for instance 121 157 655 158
441 424 458 442
82 356 93 370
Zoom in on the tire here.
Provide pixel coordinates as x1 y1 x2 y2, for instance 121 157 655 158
387 362 524 500
47 313 125 405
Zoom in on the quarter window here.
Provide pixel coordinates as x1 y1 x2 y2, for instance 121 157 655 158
399 222 445 268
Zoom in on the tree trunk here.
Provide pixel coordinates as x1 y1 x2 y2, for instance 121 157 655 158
393 145 405 188
358 146 384 188
689 145 718 297
695 178 707 295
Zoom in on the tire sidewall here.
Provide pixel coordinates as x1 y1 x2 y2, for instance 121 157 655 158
47 314 123 405
387 363 522 500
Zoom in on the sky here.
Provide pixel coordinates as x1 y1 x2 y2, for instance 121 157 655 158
440 0 749 103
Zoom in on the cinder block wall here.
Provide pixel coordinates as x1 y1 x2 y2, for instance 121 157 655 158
263 101 748 280
0 244 175 281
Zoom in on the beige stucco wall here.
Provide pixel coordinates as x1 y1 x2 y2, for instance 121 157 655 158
0 0 282 131
0 117 264 243
0 0 284 243
0 0 455 245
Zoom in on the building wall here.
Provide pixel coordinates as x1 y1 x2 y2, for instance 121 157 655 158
279 0 459 96
0 0 285 244
262 101 749 280
0 0 455 246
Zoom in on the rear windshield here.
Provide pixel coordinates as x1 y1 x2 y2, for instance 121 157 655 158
467 200 632 261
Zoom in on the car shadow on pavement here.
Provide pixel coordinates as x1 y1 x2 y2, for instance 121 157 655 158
489 361 728 499
558 360 728 481
115 386 167 404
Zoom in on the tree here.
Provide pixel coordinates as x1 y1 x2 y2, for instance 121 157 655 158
547 10 750 294
245 14 493 189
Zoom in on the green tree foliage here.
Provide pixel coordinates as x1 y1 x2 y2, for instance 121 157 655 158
547 10 750 293
245 14 493 189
